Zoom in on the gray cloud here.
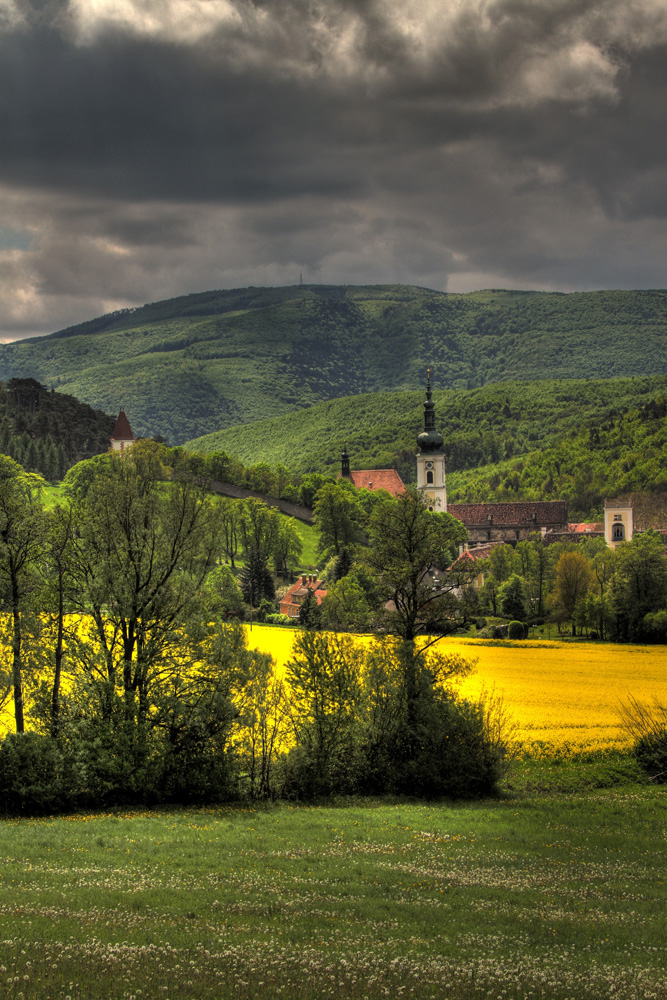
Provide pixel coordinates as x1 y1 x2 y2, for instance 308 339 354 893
1 0 667 339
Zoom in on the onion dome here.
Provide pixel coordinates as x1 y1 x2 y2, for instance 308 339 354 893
417 369 444 452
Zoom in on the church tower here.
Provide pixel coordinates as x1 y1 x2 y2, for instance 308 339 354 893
416 369 446 511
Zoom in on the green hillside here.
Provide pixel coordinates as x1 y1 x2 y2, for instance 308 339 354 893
450 394 667 518
1 285 666 444
185 374 667 483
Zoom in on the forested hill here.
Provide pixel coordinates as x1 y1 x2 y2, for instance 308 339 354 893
0 378 114 480
186 374 667 478
0 285 666 444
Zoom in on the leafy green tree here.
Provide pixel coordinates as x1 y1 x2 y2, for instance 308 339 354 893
67 441 218 729
611 531 667 640
239 549 276 607
486 543 516 584
38 504 75 735
320 575 371 632
551 550 593 635
284 630 364 795
498 574 526 621
366 486 469 645
273 517 303 576
313 482 364 559
216 497 242 570
365 486 470 726
203 564 245 618
0 457 45 732
236 652 288 799
298 588 321 629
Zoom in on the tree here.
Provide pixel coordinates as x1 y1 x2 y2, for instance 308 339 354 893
68 442 218 729
313 482 364 559
498 574 526 621
0 457 45 732
216 497 242 569
298 588 321 629
320 575 370 632
611 531 667 640
366 487 469 645
551 550 593 635
273 517 303 576
238 499 279 605
237 653 288 799
203 564 245 618
39 503 75 735
284 630 364 795
365 487 470 725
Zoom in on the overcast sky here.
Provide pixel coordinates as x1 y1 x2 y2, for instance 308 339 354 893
1 0 667 340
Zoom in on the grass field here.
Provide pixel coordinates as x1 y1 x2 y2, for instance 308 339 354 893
1 780 666 1000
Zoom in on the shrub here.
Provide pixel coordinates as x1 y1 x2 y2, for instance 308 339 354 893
0 733 66 814
507 620 526 639
265 613 290 625
619 695 667 783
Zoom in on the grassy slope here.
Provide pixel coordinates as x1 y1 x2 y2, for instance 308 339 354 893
1 284 667 444
184 373 667 484
0 781 664 1000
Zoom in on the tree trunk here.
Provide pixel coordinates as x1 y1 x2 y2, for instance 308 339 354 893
51 563 65 736
11 588 24 734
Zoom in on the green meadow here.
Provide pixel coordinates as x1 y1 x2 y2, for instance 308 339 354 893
1 765 665 1000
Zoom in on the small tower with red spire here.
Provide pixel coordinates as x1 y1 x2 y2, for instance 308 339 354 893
110 409 135 454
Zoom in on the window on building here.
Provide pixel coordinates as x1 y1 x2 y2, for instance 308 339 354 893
614 514 622 522
613 524 625 541
426 470 434 484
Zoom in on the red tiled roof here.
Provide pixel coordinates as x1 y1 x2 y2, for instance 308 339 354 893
448 501 568 527
111 409 134 441
346 469 405 496
462 543 501 561
568 522 603 533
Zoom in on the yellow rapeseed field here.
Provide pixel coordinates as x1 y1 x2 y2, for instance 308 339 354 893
244 625 667 754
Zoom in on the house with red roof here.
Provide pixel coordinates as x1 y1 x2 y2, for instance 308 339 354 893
278 573 327 619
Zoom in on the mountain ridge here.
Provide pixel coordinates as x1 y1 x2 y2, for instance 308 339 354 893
0 284 666 444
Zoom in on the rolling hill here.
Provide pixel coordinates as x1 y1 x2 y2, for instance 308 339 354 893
1 284 666 445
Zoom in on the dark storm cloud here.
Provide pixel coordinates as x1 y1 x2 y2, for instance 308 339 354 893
1 0 667 339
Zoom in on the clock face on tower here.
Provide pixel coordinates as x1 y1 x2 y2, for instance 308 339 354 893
425 461 434 470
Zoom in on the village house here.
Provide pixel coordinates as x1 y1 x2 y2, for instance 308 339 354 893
279 573 327 619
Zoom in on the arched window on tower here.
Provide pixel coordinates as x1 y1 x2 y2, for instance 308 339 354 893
612 523 625 542
426 470 434 484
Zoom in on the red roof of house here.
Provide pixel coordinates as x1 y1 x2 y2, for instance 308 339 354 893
111 409 135 441
346 469 405 496
568 522 603 533
448 501 568 527
462 543 501 561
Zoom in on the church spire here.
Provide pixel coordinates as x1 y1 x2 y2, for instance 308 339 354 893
417 368 444 452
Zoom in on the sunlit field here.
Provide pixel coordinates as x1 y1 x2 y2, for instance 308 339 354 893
244 626 667 754
1 790 666 1000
